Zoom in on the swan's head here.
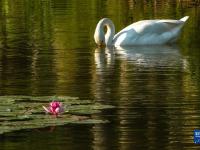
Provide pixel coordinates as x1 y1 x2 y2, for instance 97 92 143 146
94 18 115 47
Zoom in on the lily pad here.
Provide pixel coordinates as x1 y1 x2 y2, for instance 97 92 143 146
0 96 115 134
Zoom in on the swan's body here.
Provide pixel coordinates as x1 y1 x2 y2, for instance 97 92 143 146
94 16 189 46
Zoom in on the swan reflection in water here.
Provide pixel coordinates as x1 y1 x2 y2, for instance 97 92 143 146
92 45 192 149
94 47 115 71
94 45 188 69
93 44 188 102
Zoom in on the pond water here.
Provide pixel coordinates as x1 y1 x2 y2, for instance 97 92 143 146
0 0 200 149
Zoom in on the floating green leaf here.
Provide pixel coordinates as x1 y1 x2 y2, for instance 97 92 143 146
0 96 114 134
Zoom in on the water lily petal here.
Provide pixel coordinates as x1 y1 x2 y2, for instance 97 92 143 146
55 107 60 114
42 106 50 113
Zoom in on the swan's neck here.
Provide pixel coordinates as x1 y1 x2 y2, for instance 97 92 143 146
94 18 115 46
104 19 115 45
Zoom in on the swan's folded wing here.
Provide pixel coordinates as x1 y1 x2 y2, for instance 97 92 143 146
158 19 183 24
159 16 189 23
115 20 184 38
113 19 187 45
157 20 186 35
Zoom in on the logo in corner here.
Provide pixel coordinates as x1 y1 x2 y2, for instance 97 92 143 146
194 130 200 144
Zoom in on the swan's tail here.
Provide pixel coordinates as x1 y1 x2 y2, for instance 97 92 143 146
180 16 189 22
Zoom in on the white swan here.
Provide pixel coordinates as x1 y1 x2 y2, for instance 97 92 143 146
94 16 189 46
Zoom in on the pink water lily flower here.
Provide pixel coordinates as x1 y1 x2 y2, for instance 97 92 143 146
43 101 64 116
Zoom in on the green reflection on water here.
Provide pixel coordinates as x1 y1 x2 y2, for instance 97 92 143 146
0 0 200 150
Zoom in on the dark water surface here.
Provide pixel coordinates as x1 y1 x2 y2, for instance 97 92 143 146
0 0 200 149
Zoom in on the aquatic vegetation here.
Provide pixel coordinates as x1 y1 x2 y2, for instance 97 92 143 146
0 96 114 134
